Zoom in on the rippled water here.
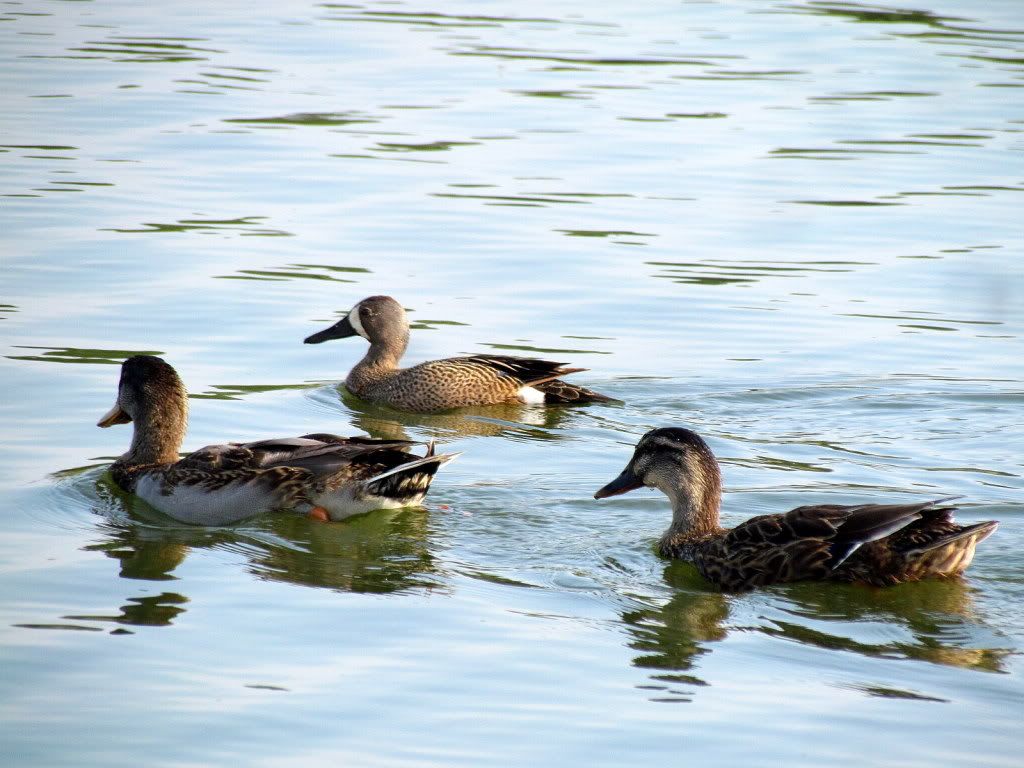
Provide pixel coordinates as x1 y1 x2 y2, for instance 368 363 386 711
2 0 1022 765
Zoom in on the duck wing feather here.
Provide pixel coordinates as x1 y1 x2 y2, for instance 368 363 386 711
180 435 426 477
708 500 947 589
442 354 615 403
455 355 583 385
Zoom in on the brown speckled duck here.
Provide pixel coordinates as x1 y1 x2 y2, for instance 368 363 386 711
304 295 616 412
98 355 457 525
594 427 997 591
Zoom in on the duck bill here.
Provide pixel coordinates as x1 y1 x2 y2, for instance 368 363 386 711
304 315 357 344
97 403 132 428
594 468 643 499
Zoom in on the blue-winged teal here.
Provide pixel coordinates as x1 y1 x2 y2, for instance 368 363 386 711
98 355 457 524
304 295 616 412
595 427 997 591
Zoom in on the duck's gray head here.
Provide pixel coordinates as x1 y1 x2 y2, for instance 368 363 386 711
304 295 407 346
594 427 722 529
98 355 187 428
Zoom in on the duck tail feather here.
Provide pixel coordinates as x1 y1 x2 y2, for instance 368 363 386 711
532 378 619 404
904 520 999 556
362 452 460 486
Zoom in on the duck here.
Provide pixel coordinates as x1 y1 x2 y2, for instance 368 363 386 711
594 427 997 591
97 355 458 525
303 295 616 412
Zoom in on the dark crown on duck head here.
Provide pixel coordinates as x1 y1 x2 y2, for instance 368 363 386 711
637 428 717 463
122 354 179 384
594 427 722 502
125 353 185 402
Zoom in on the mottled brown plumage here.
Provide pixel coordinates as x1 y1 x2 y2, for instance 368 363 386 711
99 355 457 524
304 295 616 412
595 427 997 591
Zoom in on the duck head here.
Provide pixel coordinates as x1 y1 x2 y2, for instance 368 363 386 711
98 355 188 464
304 295 408 347
594 427 722 534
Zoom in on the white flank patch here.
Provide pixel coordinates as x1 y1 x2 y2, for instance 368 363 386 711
135 475 273 526
348 303 369 339
517 385 546 405
315 487 420 521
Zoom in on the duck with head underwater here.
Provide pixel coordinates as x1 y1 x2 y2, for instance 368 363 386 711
304 295 617 412
97 355 458 525
595 427 997 591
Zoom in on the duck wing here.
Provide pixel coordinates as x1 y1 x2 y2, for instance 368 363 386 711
448 355 615 403
179 435 423 476
177 443 257 471
239 435 426 476
455 355 584 385
709 501 937 589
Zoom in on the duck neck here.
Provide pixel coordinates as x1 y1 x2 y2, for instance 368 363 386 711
347 331 408 392
661 470 722 540
121 406 187 467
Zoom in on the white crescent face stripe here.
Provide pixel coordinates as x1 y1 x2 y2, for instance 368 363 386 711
348 303 368 339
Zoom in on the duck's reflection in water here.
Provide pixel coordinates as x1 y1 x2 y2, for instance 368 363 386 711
764 577 1011 672
620 564 730 702
63 588 189 629
334 387 584 443
243 507 442 594
623 562 1010 702
76 475 444 629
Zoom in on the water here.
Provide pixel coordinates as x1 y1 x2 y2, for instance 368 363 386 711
2 0 1022 764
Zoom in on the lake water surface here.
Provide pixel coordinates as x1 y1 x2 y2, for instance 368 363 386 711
2 0 1022 765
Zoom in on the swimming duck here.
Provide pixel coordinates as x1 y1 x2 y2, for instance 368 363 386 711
304 295 616 412
594 427 997 591
97 355 457 525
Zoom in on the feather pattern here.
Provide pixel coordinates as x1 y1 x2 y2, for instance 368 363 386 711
595 427 997 591
304 295 616 411
100 356 457 524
